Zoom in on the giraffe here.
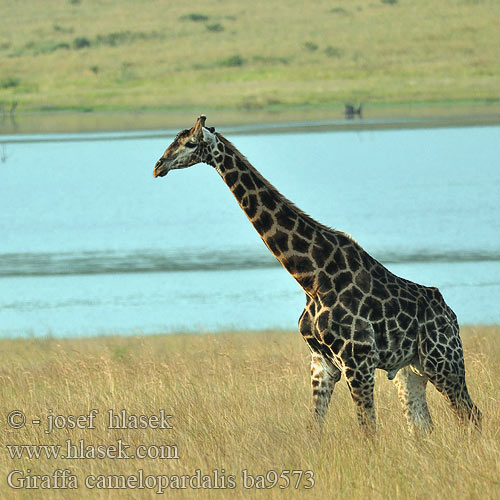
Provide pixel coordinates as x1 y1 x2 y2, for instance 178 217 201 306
153 115 482 433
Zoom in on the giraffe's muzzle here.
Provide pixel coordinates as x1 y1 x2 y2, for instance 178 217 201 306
153 158 169 178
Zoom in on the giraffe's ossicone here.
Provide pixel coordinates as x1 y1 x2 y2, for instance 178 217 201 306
154 115 482 433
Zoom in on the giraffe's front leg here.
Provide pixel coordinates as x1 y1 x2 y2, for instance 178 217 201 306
310 351 341 422
331 321 378 434
344 362 376 433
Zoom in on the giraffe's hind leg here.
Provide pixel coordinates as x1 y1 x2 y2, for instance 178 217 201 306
429 372 481 427
310 351 341 421
393 365 433 433
419 322 482 427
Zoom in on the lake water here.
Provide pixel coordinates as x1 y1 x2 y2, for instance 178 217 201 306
1 124 499 337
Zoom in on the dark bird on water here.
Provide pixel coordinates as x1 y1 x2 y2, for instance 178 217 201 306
344 103 362 119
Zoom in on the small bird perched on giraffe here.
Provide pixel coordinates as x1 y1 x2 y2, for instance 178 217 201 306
153 115 481 433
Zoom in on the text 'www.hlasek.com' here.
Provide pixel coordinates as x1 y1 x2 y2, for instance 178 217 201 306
5 408 315 493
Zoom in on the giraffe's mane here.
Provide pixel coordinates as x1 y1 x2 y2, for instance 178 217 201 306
214 132 347 238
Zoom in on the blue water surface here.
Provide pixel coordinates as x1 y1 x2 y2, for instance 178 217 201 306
0 125 499 337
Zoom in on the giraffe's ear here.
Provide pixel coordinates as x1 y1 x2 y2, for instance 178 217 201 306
192 115 207 138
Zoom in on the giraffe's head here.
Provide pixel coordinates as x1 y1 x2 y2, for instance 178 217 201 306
153 115 216 177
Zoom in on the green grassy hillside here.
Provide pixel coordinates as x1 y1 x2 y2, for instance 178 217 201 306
1 0 499 115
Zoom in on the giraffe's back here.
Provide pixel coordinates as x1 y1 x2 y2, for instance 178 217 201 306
316 231 459 371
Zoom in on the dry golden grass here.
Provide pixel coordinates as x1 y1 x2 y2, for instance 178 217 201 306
1 327 499 499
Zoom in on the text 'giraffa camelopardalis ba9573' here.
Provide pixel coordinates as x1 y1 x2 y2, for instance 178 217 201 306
153 115 482 434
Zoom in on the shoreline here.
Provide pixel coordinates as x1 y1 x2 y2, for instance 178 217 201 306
1 325 497 343
2 100 500 136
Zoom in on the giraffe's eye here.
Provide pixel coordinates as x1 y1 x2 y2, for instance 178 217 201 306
185 141 197 148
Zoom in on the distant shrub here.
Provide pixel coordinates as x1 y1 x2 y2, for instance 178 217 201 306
53 24 74 33
73 37 91 49
266 98 282 106
253 55 290 65
90 65 99 74
218 54 245 67
324 46 342 58
54 42 70 51
25 41 70 55
330 7 348 14
96 32 130 47
181 13 209 22
206 23 224 32
0 77 20 88
304 41 318 51
95 31 163 47
381 0 397 4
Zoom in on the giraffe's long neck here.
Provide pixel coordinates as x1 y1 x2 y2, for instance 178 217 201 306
206 133 343 295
